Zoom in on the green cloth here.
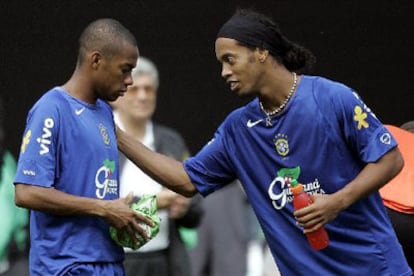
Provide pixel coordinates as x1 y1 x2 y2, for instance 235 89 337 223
178 226 198 249
0 151 28 262
110 194 160 250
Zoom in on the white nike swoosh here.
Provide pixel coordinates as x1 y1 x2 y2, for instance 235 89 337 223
75 107 86 115
247 119 263 128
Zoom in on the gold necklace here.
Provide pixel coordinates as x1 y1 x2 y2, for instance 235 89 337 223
259 72 297 126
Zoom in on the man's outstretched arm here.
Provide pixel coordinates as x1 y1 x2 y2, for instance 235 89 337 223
117 127 198 197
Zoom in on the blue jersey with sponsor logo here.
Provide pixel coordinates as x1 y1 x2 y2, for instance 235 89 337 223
14 87 123 275
184 76 411 275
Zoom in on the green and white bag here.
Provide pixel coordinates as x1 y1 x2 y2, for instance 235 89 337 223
110 194 160 250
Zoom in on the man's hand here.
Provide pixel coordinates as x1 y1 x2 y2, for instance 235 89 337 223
295 147 404 234
157 189 191 219
102 192 154 243
293 193 343 233
169 194 191 219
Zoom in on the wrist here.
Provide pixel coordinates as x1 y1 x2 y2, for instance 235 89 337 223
157 192 173 209
332 189 353 211
91 199 107 217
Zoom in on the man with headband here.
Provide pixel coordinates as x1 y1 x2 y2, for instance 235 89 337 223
117 9 412 275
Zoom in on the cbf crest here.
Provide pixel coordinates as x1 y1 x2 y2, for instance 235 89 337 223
99 123 110 146
274 133 289 156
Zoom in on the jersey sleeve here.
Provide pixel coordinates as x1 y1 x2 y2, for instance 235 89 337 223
14 97 60 188
327 85 397 162
183 122 236 196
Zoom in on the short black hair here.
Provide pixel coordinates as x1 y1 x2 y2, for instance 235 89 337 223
78 18 137 64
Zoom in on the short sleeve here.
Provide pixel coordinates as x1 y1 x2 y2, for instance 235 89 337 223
329 88 397 162
14 98 60 188
184 123 236 196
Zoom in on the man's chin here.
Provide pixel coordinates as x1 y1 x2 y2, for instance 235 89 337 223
106 94 121 102
236 89 252 98
133 113 152 121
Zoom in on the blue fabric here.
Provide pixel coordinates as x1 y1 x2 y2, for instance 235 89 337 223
63 262 124 276
184 76 411 275
14 88 124 276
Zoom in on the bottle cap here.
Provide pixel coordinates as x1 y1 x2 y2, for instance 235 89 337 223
290 182 304 194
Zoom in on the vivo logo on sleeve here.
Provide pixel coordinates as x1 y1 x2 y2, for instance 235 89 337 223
37 118 54 155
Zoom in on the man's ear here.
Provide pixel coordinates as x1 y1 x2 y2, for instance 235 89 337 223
256 48 269 63
90 51 102 70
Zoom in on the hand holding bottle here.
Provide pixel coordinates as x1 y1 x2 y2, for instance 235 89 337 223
290 179 330 250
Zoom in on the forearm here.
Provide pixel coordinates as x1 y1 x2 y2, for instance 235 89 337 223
15 184 105 217
333 147 403 210
117 128 197 197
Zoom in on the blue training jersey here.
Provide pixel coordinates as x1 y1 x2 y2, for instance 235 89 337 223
14 87 123 275
184 76 411 275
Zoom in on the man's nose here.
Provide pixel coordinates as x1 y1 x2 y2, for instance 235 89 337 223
125 74 133 86
221 65 232 79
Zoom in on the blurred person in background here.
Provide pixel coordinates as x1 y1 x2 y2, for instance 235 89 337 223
380 122 414 269
0 97 28 276
189 181 249 276
111 56 203 276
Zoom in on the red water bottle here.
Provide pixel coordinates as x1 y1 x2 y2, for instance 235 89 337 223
290 180 329 250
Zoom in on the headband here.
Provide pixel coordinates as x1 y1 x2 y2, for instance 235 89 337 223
217 13 290 57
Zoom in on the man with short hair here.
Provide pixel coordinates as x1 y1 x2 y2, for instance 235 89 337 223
14 18 153 275
117 10 412 275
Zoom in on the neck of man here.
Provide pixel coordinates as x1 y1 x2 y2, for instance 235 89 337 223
62 70 98 104
258 67 298 111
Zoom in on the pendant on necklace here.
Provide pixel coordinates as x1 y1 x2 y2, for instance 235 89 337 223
266 116 272 126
